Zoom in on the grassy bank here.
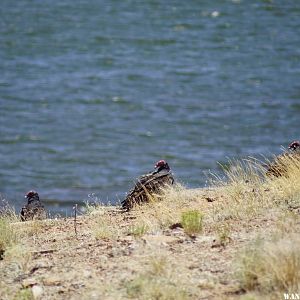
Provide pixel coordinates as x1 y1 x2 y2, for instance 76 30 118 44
0 155 300 299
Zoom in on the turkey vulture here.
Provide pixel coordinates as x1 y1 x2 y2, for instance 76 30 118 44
20 191 47 221
288 140 300 151
121 160 174 210
266 140 300 177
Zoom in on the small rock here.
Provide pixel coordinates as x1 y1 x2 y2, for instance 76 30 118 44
32 285 43 299
43 275 61 286
169 222 183 230
143 235 178 245
83 270 92 278
206 197 215 202
122 235 134 242
22 278 38 288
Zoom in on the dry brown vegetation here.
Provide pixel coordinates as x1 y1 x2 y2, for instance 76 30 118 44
0 155 300 299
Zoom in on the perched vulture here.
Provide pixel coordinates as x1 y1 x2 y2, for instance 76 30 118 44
20 191 47 221
266 140 300 177
121 160 174 210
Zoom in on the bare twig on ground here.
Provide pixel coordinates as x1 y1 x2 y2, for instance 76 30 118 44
73 204 78 238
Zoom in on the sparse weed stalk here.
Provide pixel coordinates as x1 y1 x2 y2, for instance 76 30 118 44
216 222 231 246
83 193 107 215
181 210 204 236
84 201 98 215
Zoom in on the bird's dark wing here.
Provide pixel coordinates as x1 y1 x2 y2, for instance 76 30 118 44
20 201 46 221
121 171 174 210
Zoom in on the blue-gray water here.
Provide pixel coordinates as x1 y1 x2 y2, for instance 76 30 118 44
1 0 300 214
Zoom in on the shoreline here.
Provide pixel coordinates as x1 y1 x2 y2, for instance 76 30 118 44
1 157 300 299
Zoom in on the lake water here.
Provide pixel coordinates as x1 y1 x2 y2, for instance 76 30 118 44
1 0 300 214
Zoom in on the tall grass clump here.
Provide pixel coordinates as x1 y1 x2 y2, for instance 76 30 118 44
236 235 300 294
211 155 300 222
0 218 18 259
0 197 19 223
264 154 300 210
211 158 271 221
181 210 203 236
216 158 266 187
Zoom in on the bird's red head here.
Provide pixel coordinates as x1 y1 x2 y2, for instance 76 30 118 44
154 160 170 171
155 160 167 168
25 190 39 200
288 140 300 151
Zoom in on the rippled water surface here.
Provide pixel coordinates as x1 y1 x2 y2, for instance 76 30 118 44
1 0 300 213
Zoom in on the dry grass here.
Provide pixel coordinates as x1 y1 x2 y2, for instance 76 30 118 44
4 244 32 273
0 218 18 259
0 153 299 299
265 155 300 210
209 155 300 224
0 197 20 223
128 183 209 234
153 156 300 298
93 219 119 240
210 158 268 222
215 221 232 247
91 209 121 240
21 220 48 237
236 233 300 294
125 256 188 300
212 155 300 298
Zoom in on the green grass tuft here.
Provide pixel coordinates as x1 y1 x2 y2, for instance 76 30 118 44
128 224 148 238
181 210 204 236
13 288 34 300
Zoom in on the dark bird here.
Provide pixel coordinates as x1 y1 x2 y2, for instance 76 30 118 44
288 140 300 151
266 140 300 177
121 160 175 210
20 191 47 221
